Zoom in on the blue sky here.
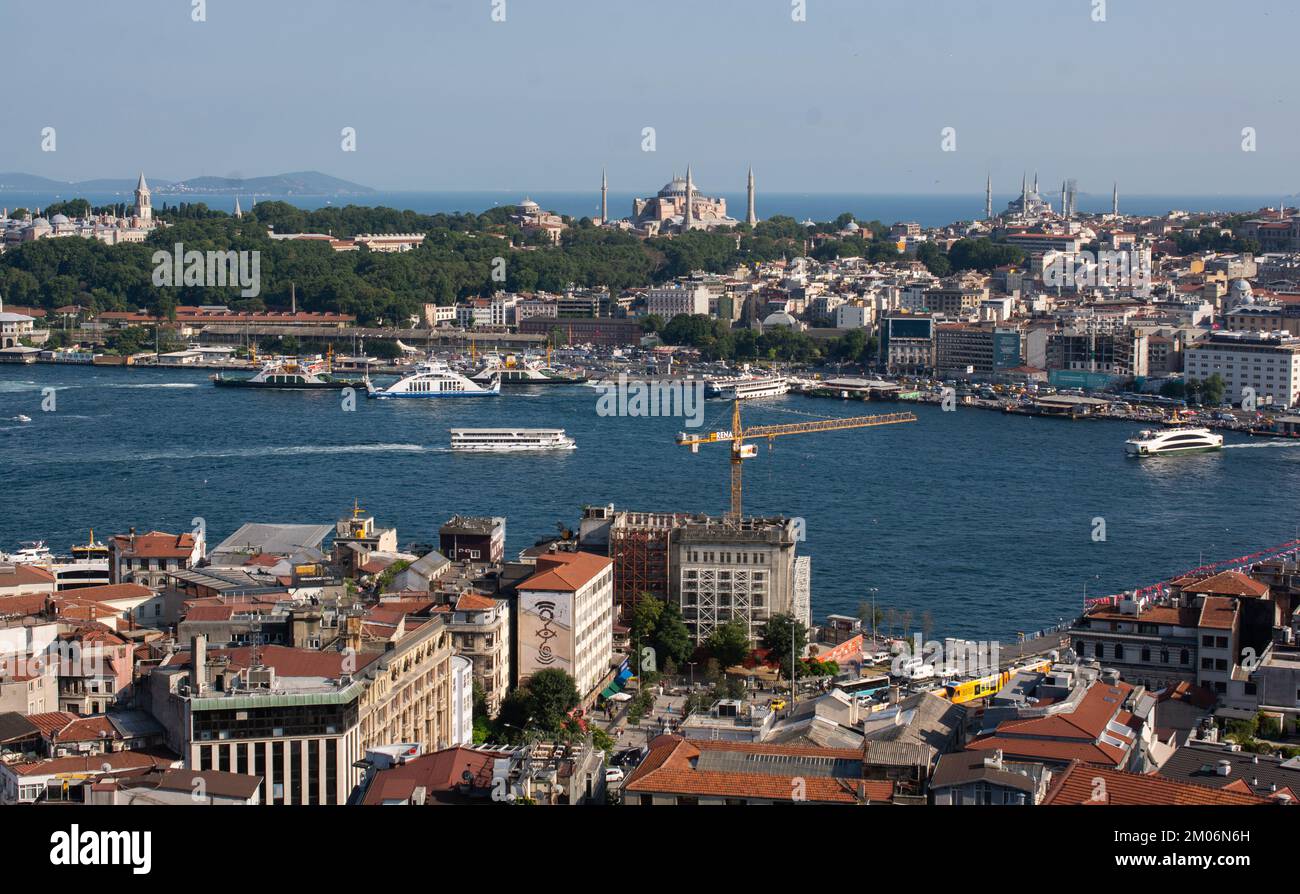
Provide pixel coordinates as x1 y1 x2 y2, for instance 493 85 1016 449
2 0 1296 195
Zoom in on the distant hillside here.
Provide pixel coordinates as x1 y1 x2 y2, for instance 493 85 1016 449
161 171 374 196
0 170 372 197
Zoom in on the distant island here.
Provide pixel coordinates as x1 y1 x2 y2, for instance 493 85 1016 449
0 170 375 197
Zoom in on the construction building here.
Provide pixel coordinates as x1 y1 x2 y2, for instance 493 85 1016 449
578 505 809 644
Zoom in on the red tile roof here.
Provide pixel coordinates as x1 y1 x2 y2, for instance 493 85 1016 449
1181 570 1269 598
26 711 82 738
623 736 889 804
56 583 153 604
110 530 197 559
164 644 378 678
1198 596 1238 630
11 751 176 777
1043 762 1268 805
361 746 513 805
0 564 57 595
518 552 612 593
966 680 1135 767
0 591 54 618
52 715 119 744
454 592 497 611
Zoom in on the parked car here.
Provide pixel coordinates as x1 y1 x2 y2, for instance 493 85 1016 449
605 766 625 784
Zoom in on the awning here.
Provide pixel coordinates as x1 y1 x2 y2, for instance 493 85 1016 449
608 692 632 702
600 682 621 699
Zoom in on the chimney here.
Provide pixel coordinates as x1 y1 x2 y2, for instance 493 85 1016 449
129 526 136 549
190 634 207 696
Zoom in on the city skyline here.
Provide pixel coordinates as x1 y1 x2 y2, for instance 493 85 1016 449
4 0 1298 194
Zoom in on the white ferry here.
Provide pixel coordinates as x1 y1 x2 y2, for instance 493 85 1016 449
0 540 52 564
366 360 500 398
450 428 576 451
469 351 586 386
212 356 360 390
706 374 789 400
1124 426 1224 457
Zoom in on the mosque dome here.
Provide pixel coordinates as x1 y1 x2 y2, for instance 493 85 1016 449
762 311 797 328
50 213 70 224
1230 278 1253 301
658 177 697 197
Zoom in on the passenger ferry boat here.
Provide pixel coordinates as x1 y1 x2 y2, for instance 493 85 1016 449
470 352 586 386
450 428 576 452
0 533 110 590
212 356 361 389
0 540 52 564
1124 426 1224 457
367 360 500 398
705 374 789 400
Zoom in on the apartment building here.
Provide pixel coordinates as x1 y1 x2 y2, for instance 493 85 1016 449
516 551 614 701
645 285 710 320
1184 330 1300 407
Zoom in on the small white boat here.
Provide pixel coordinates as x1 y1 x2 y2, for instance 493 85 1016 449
1124 426 1224 457
450 428 576 452
367 360 499 398
0 540 51 564
12 414 32 423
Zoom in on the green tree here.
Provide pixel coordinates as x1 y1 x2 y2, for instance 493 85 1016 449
653 600 693 668
704 619 751 668
760 613 809 678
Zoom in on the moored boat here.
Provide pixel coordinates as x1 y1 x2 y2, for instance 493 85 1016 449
212 356 361 389
367 360 500 398
470 352 587 386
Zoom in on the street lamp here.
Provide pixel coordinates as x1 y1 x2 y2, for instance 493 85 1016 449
866 587 880 646
686 661 697 687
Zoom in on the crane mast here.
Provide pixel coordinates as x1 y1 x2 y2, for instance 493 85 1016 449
677 399 917 519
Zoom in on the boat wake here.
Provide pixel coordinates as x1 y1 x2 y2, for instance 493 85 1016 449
1224 440 1300 449
128 443 438 462
111 382 202 389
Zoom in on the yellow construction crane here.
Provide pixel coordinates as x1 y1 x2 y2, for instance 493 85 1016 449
677 400 917 519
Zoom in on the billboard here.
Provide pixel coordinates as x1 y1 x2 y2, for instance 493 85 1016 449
1049 369 1122 390
518 591 573 681
993 331 1022 370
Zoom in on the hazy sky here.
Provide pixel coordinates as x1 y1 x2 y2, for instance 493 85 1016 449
3 0 1296 196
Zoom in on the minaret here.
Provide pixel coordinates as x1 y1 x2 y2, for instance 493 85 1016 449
1021 172 1028 210
746 166 757 226
985 174 992 220
684 165 694 230
134 172 152 222
233 196 243 218
1032 171 1039 195
1112 181 1119 218
600 168 608 224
